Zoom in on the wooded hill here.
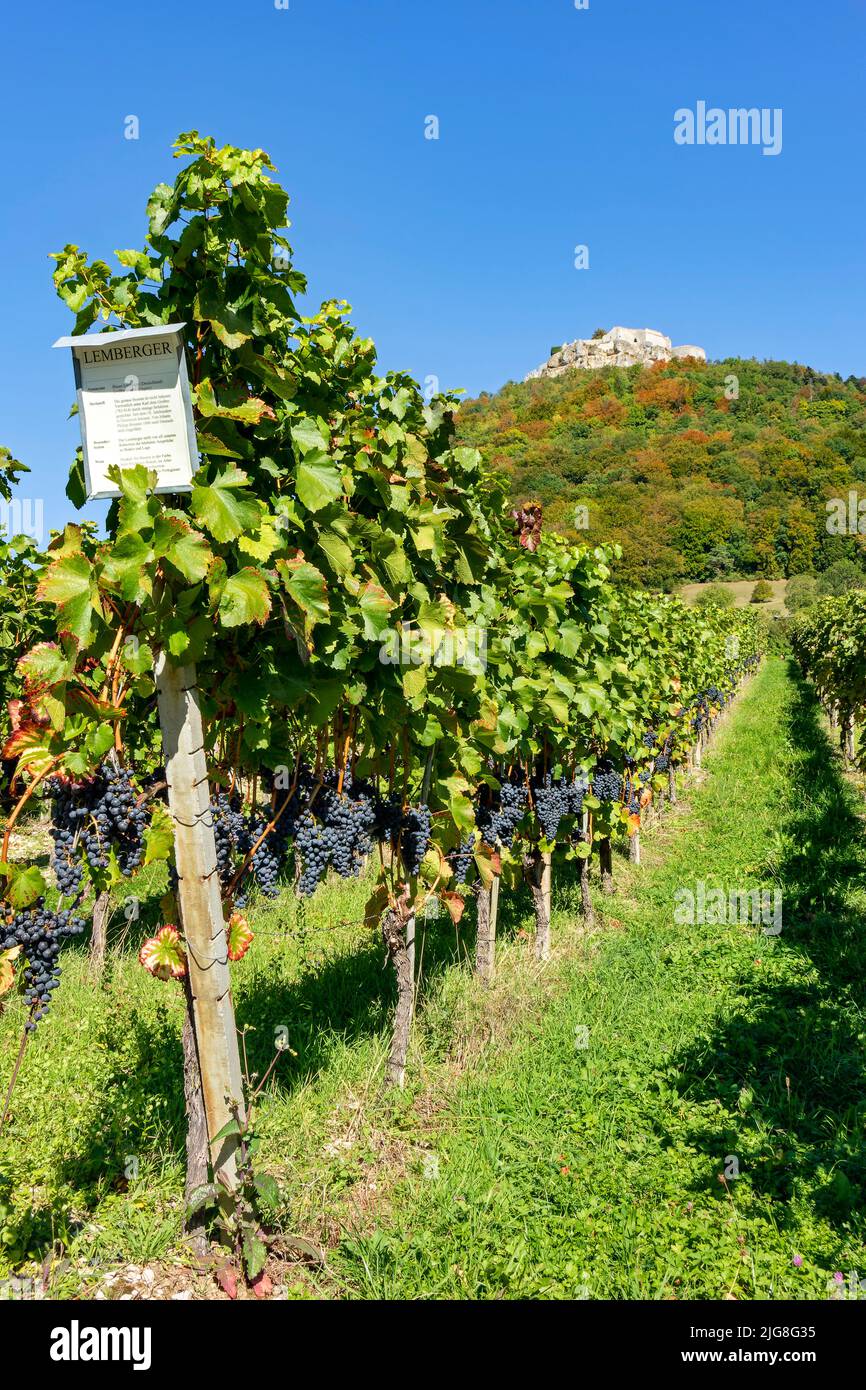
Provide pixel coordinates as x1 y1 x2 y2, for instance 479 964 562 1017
456 357 866 590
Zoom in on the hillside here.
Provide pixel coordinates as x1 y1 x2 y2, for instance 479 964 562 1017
456 356 866 590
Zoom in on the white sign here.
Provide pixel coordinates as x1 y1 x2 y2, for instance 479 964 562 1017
53 323 198 501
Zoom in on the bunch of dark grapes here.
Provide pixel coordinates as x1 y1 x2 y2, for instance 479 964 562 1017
566 775 589 817
532 774 570 842
102 765 148 876
275 766 378 897
401 805 432 876
372 793 402 846
642 728 657 750
478 777 528 849
295 810 330 897
0 899 85 1029
655 734 673 773
310 773 377 884
247 813 292 898
592 760 623 804
210 791 247 888
450 832 476 885
47 764 149 898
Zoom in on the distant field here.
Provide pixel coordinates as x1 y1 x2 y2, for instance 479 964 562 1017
678 578 788 613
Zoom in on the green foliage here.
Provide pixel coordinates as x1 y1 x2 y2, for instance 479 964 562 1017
792 592 866 751
694 583 735 609
785 574 819 613
0 451 50 755
816 558 866 598
456 358 866 587
751 580 774 603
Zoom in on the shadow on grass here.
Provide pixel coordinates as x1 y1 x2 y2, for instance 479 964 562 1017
664 662 866 1250
53 864 540 1206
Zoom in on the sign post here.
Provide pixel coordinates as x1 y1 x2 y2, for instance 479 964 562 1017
55 324 245 1198
154 655 245 1191
52 323 198 500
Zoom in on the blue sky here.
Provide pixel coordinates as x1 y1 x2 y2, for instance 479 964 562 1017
2 0 864 537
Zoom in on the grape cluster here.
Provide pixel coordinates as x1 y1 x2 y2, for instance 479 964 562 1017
247 813 293 897
566 775 589 817
655 735 673 772
0 899 85 1029
450 832 477 885
592 760 623 804
294 811 329 897
401 805 432 876
211 791 248 887
477 777 528 849
532 774 571 841
47 764 149 899
642 728 657 750
103 765 149 876
373 794 404 846
293 772 378 895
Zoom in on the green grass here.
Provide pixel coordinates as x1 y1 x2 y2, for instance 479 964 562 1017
2 657 865 1298
329 659 866 1299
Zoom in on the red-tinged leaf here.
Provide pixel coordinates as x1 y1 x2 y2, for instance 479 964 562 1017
16 642 72 696
356 581 394 640
627 812 641 836
215 1265 239 1299
66 687 127 721
139 925 187 980
276 556 329 634
227 912 254 962
37 551 98 647
0 945 21 996
0 725 56 775
440 890 466 925
250 1270 273 1299
473 841 501 887
364 882 391 927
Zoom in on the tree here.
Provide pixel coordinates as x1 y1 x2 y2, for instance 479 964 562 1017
751 580 774 604
816 558 866 598
785 574 818 613
695 583 736 609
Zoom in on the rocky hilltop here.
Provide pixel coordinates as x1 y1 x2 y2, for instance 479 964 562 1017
526 326 706 380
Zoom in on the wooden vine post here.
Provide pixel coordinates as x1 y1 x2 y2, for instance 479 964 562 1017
475 870 502 984
527 847 552 961
155 652 246 1197
598 837 615 894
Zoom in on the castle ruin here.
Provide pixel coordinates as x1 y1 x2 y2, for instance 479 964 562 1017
526 326 706 380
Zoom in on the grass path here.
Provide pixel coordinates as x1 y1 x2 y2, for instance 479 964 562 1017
333 658 866 1299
